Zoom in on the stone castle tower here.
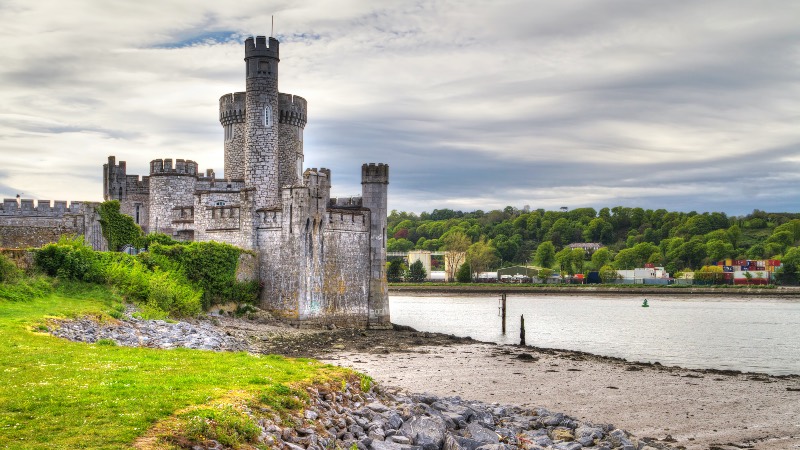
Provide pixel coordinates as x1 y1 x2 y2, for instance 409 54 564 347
103 36 390 327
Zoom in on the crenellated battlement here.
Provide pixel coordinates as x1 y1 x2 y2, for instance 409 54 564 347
326 208 370 232
219 92 246 125
303 167 330 189
361 163 389 184
1 198 89 216
329 196 363 208
278 93 307 127
245 36 279 61
150 158 198 176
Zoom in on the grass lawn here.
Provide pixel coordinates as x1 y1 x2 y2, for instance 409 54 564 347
0 284 354 449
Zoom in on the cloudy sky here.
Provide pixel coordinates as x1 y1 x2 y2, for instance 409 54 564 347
1 0 799 216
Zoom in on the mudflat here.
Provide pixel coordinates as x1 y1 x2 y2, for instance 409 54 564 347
215 318 800 450
320 343 800 450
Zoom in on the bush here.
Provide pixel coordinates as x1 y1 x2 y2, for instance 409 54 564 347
183 406 260 448
455 263 472 282
35 237 104 282
407 260 427 283
0 254 21 283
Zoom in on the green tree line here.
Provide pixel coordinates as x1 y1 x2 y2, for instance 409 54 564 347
386 206 800 283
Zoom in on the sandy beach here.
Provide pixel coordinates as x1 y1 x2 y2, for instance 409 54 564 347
321 343 800 450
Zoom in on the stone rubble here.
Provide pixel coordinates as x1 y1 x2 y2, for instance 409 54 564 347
49 314 677 450
226 381 678 450
49 309 250 352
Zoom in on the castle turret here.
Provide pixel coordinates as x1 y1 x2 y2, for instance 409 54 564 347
278 93 308 187
361 163 390 328
244 36 280 209
219 92 246 179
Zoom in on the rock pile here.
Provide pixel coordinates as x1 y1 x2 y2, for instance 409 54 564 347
49 313 249 352
249 382 676 450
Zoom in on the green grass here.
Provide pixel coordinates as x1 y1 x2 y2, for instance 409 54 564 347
0 283 354 449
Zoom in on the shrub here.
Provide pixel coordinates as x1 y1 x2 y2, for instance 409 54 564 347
455 262 472 282
0 254 21 283
183 406 260 448
35 237 103 282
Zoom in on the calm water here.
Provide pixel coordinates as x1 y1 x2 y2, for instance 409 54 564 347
389 294 800 376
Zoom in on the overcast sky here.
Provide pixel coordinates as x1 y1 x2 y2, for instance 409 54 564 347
1 0 799 216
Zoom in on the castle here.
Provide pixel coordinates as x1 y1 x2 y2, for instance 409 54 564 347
2 36 390 328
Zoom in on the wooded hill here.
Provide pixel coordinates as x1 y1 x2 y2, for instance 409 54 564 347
386 207 800 282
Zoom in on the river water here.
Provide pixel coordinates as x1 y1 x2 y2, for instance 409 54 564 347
389 294 800 376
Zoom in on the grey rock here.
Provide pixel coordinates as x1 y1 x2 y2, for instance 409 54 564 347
401 415 447 450
464 422 499 444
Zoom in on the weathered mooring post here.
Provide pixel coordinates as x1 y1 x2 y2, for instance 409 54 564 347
500 293 507 334
520 314 526 346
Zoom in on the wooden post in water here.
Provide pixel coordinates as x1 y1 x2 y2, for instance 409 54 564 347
520 314 526 346
500 293 507 334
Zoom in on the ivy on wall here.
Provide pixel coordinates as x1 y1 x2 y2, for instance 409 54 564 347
97 201 144 251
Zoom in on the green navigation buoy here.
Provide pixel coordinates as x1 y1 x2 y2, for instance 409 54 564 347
642 299 649 307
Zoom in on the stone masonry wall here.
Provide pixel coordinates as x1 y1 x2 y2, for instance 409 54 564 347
278 93 307 188
0 200 107 250
148 173 196 235
220 92 246 180
244 36 281 210
361 163 390 327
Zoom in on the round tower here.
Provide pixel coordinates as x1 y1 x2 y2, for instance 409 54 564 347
244 36 280 209
219 92 246 180
278 93 308 187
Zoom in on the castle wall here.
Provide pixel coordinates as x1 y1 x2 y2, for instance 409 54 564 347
220 92 246 180
321 210 371 326
0 200 106 250
361 163 390 327
103 156 150 232
278 93 307 188
148 159 197 236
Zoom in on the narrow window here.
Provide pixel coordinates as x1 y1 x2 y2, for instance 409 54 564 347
134 204 140 224
264 105 272 127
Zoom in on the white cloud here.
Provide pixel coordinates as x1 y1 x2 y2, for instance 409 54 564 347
1 0 799 215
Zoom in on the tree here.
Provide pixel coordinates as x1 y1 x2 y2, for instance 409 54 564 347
441 230 470 282
387 238 414 253
555 248 574 275
387 260 405 282
407 260 427 283
533 241 556 268
706 239 734 263
467 239 500 276
775 246 800 285
590 247 612 270
570 248 586 274
455 263 472 282
695 265 725 285
599 265 620 283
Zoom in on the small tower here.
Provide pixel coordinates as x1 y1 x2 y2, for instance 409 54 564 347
244 36 280 209
219 92 246 179
103 156 127 201
361 163 390 328
278 93 308 187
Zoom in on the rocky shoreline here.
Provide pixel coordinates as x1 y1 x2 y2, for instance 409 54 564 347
221 379 680 450
47 310 800 450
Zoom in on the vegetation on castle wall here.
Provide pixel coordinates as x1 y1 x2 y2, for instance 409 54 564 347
147 241 259 309
97 200 144 251
31 236 258 317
